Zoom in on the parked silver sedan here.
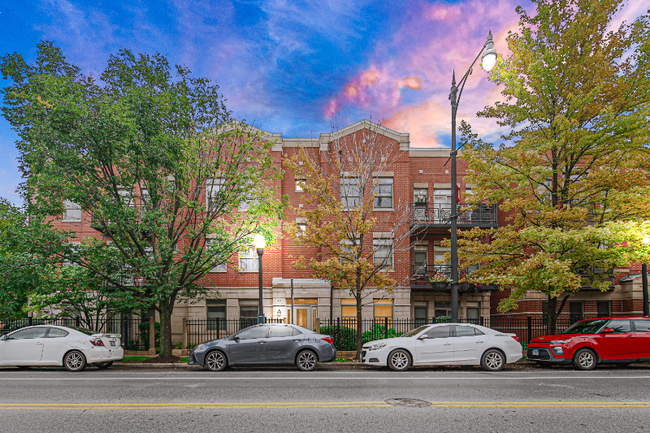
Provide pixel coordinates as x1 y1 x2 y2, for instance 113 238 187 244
189 324 337 371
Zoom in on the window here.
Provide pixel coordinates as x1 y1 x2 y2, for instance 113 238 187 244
235 325 269 340
373 238 394 270
269 326 297 338
9 327 47 339
140 188 150 208
466 308 480 320
606 319 631 333
207 299 226 330
569 301 583 320
374 299 393 321
435 301 450 318
414 188 428 203
206 240 227 272
633 320 650 333
118 189 133 207
455 325 477 337
341 298 357 319
295 179 306 193
413 245 428 276
206 178 225 210
414 301 428 325
238 181 257 212
296 221 307 237
47 328 69 338
238 246 259 272
239 299 259 319
597 301 611 317
341 177 360 209
373 177 393 209
63 200 82 222
423 326 451 339
433 189 452 223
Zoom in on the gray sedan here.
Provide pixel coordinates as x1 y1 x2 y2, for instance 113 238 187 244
188 324 337 371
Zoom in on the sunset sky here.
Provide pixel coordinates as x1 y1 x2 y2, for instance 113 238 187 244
0 0 647 204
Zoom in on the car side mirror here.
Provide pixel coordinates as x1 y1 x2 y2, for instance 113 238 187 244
418 334 428 340
601 328 615 334
230 336 240 341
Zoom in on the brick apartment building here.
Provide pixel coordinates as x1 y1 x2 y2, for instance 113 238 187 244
54 120 648 344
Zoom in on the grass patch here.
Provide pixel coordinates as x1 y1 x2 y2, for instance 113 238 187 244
179 357 189 363
119 356 153 363
332 357 350 363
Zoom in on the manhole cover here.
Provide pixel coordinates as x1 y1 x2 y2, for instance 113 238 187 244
385 398 431 408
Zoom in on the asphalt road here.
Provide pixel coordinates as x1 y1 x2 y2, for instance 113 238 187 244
1 365 650 433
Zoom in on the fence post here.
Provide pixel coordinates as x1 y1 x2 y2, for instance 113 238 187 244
527 316 532 347
148 317 156 355
28 316 32 327
122 315 129 350
182 318 188 352
384 317 389 339
316 318 321 334
432 316 436 324
76 317 81 328
216 318 220 340
336 317 341 349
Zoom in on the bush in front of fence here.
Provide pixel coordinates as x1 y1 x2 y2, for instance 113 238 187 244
362 324 401 344
138 321 160 349
319 325 357 351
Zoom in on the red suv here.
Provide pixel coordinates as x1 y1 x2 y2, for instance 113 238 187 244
527 317 650 370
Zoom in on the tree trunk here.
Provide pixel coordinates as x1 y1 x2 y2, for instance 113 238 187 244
356 295 363 358
159 302 174 358
547 296 558 335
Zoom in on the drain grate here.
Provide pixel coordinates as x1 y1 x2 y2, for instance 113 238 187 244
385 398 432 408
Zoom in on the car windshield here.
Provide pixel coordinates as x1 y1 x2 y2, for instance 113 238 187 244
401 325 430 338
562 319 608 334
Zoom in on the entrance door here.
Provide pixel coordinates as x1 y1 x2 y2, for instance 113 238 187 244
294 306 317 330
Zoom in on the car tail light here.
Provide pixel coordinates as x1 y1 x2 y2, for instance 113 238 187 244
321 337 334 345
511 335 520 343
90 339 105 347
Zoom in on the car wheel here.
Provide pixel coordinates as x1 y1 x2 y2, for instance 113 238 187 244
204 350 228 372
387 349 412 372
95 361 113 369
64 350 87 372
572 348 597 370
481 349 505 371
296 350 318 371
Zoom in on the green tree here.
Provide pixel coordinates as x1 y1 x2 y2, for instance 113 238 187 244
1 42 285 357
455 0 650 333
285 121 414 355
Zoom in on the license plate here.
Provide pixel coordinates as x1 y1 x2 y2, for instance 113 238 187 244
110 341 116 346
532 349 539 356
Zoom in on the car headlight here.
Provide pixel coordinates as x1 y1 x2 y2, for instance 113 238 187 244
552 347 564 355
195 344 207 352
550 339 571 344
369 342 387 351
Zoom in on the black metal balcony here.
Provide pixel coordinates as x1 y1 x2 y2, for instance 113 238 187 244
411 203 498 228
410 264 498 293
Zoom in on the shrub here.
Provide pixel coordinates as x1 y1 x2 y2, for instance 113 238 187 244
138 321 161 348
319 325 357 351
361 324 402 344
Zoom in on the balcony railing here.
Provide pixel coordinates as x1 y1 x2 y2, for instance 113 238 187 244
411 202 497 227
411 264 497 292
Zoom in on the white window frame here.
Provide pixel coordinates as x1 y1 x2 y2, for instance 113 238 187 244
206 178 225 211
373 177 393 210
62 200 82 222
206 239 227 272
295 178 306 193
373 237 394 271
118 189 133 207
341 177 360 210
238 245 259 272
238 181 257 212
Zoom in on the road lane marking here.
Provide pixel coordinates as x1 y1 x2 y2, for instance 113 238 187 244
0 401 648 410
2 375 650 381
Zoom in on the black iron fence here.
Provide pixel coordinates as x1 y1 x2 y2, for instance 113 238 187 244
186 318 285 348
0 317 149 350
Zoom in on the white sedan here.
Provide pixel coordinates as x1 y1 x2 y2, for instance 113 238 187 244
361 323 522 371
0 325 123 372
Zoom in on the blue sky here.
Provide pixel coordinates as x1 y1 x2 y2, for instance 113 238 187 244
0 0 647 204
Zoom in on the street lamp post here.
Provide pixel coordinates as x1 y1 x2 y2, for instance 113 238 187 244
254 234 266 324
643 236 649 317
448 31 497 323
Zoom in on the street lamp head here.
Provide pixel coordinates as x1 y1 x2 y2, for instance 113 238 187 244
481 31 497 72
253 233 266 250
643 235 650 246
